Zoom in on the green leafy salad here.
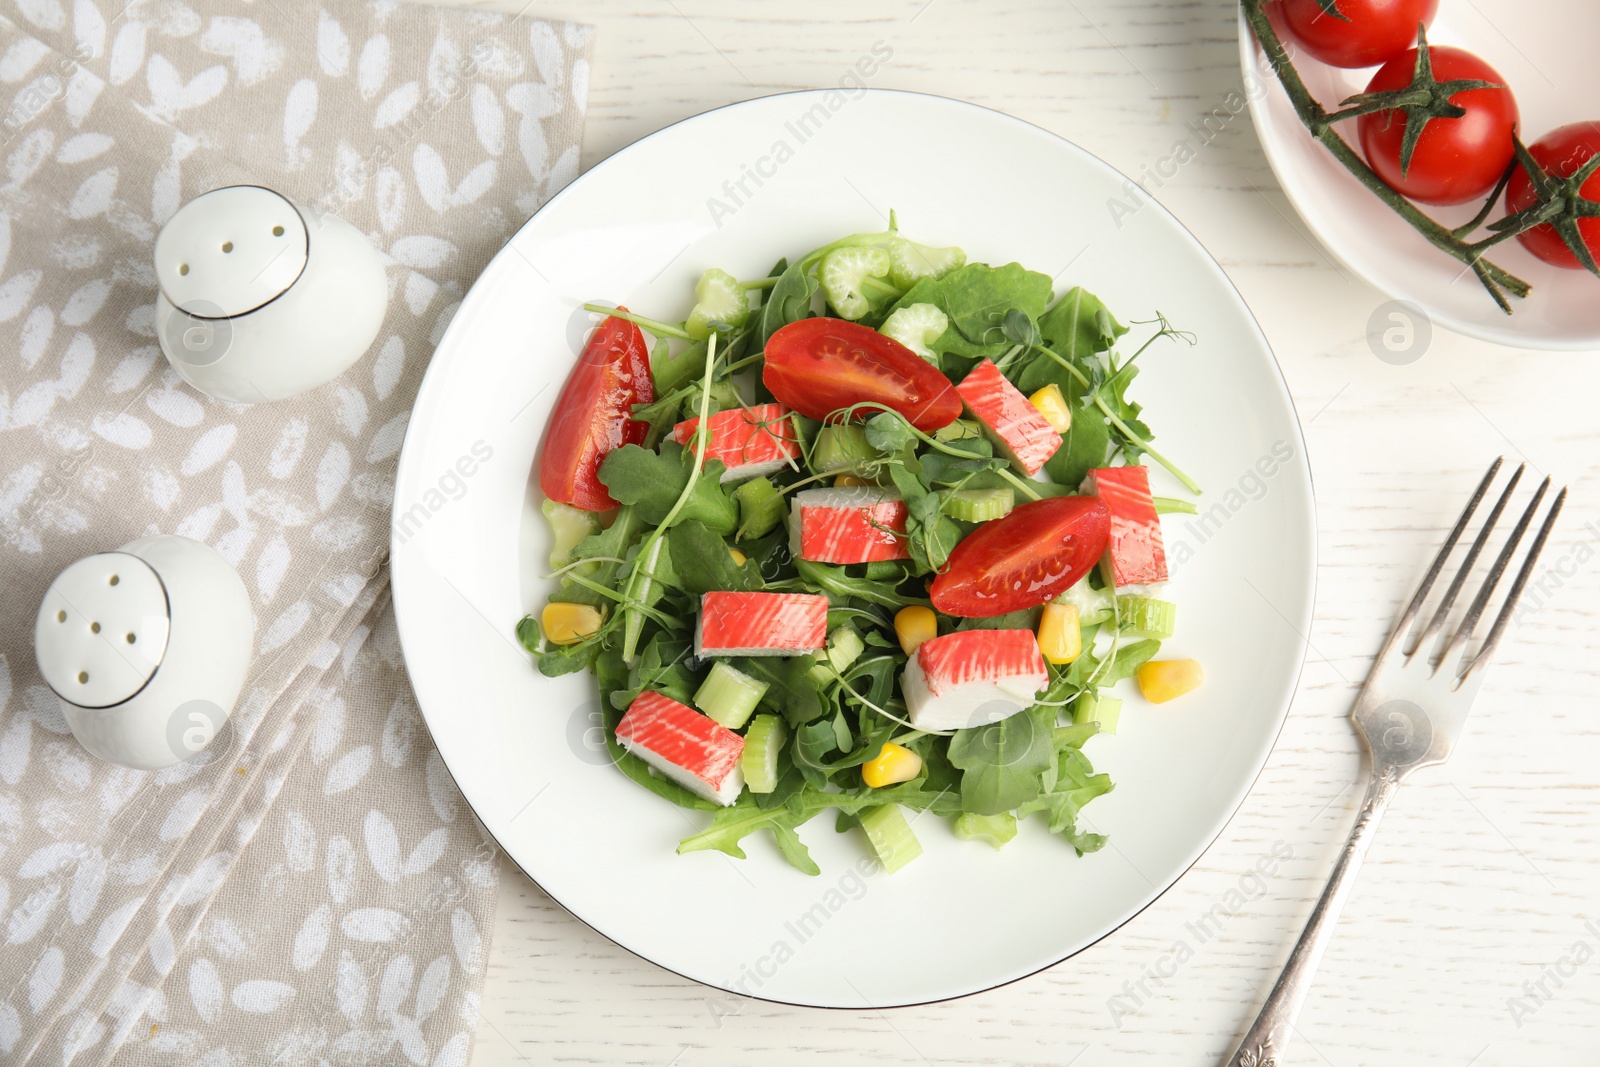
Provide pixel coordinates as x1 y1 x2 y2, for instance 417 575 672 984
521 217 1203 875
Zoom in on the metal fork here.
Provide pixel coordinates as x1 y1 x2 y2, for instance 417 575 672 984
1225 457 1566 1067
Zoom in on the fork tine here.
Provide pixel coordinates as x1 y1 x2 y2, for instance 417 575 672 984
1379 457 1502 660
1442 475 1552 674
1460 485 1567 680
1415 461 1524 652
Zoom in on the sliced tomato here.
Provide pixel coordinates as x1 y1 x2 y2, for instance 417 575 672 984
539 312 653 511
763 318 961 433
931 496 1110 618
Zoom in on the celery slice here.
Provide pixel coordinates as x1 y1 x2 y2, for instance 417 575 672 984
859 804 922 873
812 424 878 475
685 267 750 340
953 812 1018 850
1117 596 1177 639
819 246 892 320
541 499 600 571
694 662 768 730
886 236 967 290
808 625 866 685
941 487 1014 522
1054 575 1114 626
733 477 784 540
741 714 786 794
1072 692 1123 734
879 302 948 362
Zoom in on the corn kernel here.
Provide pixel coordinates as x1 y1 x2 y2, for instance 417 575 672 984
541 602 603 646
894 606 938 656
728 548 747 566
1029 384 1072 433
1036 603 1082 664
1136 659 1203 703
862 742 923 788
835 474 873 487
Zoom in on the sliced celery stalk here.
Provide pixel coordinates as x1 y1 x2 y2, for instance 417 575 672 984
953 812 1018 850
1117 595 1177 639
812 424 879 475
859 804 922 873
879 302 948 362
819 246 892 320
685 267 750 341
694 662 768 730
941 487 1014 522
1073 692 1123 734
733 477 784 540
808 625 866 685
741 714 786 793
541 499 600 571
886 236 966 290
1054 575 1114 626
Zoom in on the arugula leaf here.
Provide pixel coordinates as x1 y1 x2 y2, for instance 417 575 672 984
1101 638 1161 686
666 520 762 594
891 262 1054 362
1037 286 1127 361
598 441 737 535
794 559 910 609
885 464 963 574
1043 371 1111 488
1017 744 1113 854
947 707 1054 815
554 506 643 609
759 257 820 346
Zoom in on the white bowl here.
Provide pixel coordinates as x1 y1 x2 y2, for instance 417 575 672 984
1239 1 1600 350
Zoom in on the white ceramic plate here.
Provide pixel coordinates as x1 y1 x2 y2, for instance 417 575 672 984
1240 1 1600 350
390 90 1316 1008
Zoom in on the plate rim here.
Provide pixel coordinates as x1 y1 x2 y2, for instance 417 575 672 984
1236 10 1599 353
391 86 1319 1009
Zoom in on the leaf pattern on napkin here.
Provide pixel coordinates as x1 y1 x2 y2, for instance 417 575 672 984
0 2 592 1063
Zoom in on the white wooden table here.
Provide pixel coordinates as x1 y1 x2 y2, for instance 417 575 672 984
458 3 1600 1064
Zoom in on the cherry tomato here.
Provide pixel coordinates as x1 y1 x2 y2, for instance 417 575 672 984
1505 122 1600 270
930 496 1110 618
1356 47 1518 206
1280 0 1438 69
539 312 653 511
763 318 961 433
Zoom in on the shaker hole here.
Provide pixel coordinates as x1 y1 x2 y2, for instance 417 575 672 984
272 225 285 236
90 622 101 634
76 672 88 684
221 242 234 253
178 263 190 276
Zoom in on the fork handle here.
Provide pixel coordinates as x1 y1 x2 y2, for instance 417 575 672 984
1223 762 1402 1067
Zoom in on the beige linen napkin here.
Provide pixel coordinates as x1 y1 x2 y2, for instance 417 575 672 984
0 2 591 1063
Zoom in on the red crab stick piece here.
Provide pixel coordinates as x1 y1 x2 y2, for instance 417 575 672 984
695 591 829 658
1082 465 1168 588
955 359 1062 476
671 403 801 483
901 630 1049 732
789 486 911 564
615 691 745 806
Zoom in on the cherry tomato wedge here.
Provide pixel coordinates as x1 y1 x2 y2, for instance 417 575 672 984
763 318 961 433
1505 122 1600 270
1280 0 1438 70
539 311 653 511
931 495 1110 618
1356 47 1518 206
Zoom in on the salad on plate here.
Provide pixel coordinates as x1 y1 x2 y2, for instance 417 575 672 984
518 219 1205 876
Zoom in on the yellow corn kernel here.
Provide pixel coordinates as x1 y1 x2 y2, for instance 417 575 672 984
894 606 938 656
1136 659 1204 704
835 474 873 487
728 548 747 566
541 602 603 646
1036 603 1082 665
1029 384 1072 433
862 742 923 788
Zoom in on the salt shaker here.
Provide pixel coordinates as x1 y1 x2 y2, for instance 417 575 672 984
33 535 254 770
153 185 388 404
